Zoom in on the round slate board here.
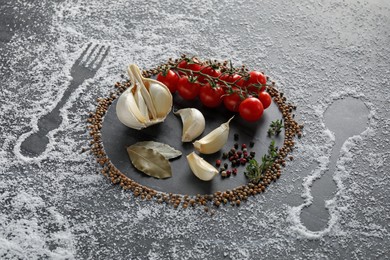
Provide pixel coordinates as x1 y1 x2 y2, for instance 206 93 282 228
101 93 284 195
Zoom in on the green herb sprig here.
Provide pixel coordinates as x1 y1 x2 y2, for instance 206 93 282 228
267 119 284 137
245 140 279 183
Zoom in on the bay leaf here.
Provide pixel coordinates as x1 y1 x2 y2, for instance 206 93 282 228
127 145 172 179
132 141 182 160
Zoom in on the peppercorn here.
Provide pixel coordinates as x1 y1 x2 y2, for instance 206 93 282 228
226 170 231 177
241 143 247 149
216 159 221 167
249 141 255 147
234 133 239 141
222 152 228 159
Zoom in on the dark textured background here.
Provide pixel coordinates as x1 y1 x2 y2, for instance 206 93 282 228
1 0 389 259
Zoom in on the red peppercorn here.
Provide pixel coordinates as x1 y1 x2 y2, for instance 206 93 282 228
242 144 247 149
226 170 231 177
240 158 247 165
232 168 238 175
216 159 221 167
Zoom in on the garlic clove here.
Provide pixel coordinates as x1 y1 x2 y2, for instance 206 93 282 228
116 64 173 130
128 64 158 119
186 152 218 181
174 108 205 142
116 87 147 129
146 79 173 119
193 116 234 154
134 86 150 123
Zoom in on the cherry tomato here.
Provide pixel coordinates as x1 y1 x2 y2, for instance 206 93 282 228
220 73 242 84
247 71 267 93
187 62 202 72
248 71 266 85
223 87 242 112
198 66 221 84
177 76 200 100
238 97 264 122
177 59 202 77
199 83 225 108
258 91 272 109
156 70 179 93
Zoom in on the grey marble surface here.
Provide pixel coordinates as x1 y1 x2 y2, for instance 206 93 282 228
1 0 389 259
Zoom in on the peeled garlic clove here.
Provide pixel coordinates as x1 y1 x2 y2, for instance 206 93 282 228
186 152 218 181
174 108 205 142
116 64 173 130
193 116 234 154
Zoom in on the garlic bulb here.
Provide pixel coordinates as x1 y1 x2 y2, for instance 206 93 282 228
174 108 205 142
187 152 218 181
116 64 173 130
193 116 234 154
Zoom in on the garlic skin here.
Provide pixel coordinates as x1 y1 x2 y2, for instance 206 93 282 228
193 116 234 154
174 108 205 142
116 64 172 130
187 152 218 181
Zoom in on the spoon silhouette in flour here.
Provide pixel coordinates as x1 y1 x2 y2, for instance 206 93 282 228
301 97 369 231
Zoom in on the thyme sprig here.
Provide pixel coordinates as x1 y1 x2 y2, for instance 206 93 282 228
245 140 279 183
267 119 284 137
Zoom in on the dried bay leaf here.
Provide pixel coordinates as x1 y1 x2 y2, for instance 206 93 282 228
132 141 182 160
127 145 172 179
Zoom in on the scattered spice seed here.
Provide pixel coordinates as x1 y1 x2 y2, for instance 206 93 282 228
222 152 228 159
234 133 239 141
216 159 221 167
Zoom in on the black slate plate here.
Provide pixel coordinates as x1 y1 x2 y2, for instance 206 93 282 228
101 93 284 195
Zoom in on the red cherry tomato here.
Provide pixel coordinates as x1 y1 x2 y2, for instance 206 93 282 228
258 91 272 109
177 59 202 76
177 60 188 76
247 71 267 93
220 73 242 85
199 83 225 108
156 70 179 93
187 62 202 72
177 76 200 100
238 97 264 122
248 71 266 85
198 66 221 84
223 87 242 112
